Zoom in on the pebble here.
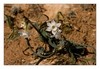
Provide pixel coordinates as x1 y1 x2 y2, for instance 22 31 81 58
73 26 78 30
88 12 92 15
93 29 96 32
17 6 22 13
22 59 25 63
11 6 17 15
67 10 74 15
43 59 47 62
30 61 34 64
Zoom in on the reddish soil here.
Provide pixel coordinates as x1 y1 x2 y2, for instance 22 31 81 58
4 4 96 65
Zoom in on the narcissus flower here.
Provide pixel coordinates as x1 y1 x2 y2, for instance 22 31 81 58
46 20 61 32
46 20 62 39
20 30 30 38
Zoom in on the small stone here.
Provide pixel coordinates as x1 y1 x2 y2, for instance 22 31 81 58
82 18 87 23
22 59 25 62
11 6 17 15
51 61 55 64
92 33 96 36
30 61 34 64
67 10 74 15
74 26 78 30
88 12 92 15
93 29 96 32
43 59 47 62
17 6 22 13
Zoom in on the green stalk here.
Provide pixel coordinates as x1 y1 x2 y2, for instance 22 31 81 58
57 12 67 23
25 38 34 53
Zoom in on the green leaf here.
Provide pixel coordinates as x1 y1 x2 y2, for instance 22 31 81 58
34 23 38 29
48 38 59 49
8 29 20 40
69 48 75 64
57 11 67 22
59 40 66 46
11 33 20 40
39 30 49 42
80 4 88 10
36 47 45 55
7 30 14 39
81 61 87 65
38 34 45 42
39 22 47 30
23 15 31 31
38 14 49 22
5 15 14 29
41 30 49 38
75 46 84 49
36 49 56 58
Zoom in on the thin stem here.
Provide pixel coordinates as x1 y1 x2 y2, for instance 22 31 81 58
7 29 14 39
57 12 67 23
25 38 34 53
36 58 44 65
37 49 57 58
23 16 48 43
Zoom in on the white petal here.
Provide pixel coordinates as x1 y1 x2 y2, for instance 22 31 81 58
20 31 30 38
55 32 61 39
52 30 57 35
46 27 52 31
47 23 51 26
55 23 61 27
51 20 56 25
51 20 55 23
58 29 62 32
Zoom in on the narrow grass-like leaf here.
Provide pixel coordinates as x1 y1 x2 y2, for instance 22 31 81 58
80 4 88 10
11 33 20 40
69 48 75 64
36 48 56 58
57 12 67 22
7 30 14 39
75 46 84 49
81 61 87 65
59 40 66 46
41 30 49 39
38 14 49 22
25 38 35 53
8 29 20 40
5 15 14 29
48 38 59 49
34 23 38 29
39 22 47 30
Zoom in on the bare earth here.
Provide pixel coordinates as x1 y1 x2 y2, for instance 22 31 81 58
4 4 96 65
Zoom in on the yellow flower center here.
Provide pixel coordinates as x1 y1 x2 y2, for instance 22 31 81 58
52 26 55 29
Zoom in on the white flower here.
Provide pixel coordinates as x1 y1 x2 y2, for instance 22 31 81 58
46 20 61 32
20 21 26 29
51 29 62 39
20 30 30 38
46 20 62 39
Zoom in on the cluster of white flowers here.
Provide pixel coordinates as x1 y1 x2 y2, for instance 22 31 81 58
46 20 62 39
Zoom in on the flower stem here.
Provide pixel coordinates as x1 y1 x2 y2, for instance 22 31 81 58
23 15 48 42
25 38 34 53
